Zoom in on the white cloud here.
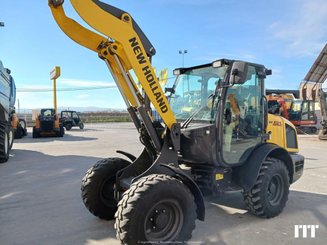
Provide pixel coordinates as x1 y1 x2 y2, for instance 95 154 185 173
57 78 116 88
75 94 90 99
269 0 327 57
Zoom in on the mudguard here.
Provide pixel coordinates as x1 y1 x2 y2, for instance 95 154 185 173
233 143 294 191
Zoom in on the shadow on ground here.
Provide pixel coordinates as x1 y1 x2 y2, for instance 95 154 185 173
1 150 326 245
0 149 118 245
13 133 97 143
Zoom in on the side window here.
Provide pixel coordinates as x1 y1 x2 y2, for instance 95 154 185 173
72 112 78 119
222 65 264 164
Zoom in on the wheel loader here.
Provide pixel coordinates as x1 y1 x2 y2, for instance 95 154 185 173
49 0 304 243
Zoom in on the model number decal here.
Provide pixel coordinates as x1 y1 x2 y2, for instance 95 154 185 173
269 121 282 126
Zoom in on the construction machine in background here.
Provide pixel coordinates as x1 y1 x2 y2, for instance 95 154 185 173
267 93 321 134
32 66 64 138
266 93 293 118
300 44 327 139
267 44 327 136
49 0 304 243
0 60 13 162
33 108 64 138
10 112 28 139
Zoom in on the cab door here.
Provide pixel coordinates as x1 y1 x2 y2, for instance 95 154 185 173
221 65 265 164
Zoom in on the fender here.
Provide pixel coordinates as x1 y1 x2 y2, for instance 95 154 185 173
233 143 294 191
160 164 205 221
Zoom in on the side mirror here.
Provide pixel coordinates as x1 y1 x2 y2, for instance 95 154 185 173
229 62 248 85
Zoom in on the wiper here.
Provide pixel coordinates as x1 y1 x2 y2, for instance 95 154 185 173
181 94 214 128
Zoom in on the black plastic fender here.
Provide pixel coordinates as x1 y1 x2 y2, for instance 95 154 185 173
234 143 294 191
160 164 205 221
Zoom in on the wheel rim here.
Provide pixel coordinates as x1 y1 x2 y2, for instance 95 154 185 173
19 120 26 129
144 199 183 241
267 174 284 206
100 177 116 207
9 130 13 145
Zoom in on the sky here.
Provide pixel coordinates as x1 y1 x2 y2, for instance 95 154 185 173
0 0 327 110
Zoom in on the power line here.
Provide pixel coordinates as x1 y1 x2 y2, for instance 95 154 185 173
17 85 117 92
17 77 176 93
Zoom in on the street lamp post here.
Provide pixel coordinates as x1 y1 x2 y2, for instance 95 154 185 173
179 50 187 67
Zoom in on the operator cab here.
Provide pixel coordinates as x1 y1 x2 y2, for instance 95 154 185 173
168 59 270 166
40 108 55 117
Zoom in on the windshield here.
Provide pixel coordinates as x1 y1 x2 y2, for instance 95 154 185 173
169 65 228 123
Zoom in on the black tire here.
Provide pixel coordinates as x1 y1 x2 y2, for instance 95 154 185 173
243 157 290 218
32 126 39 138
23 128 28 137
0 122 9 163
81 158 130 220
79 122 84 130
19 119 27 130
318 129 327 140
58 126 65 137
65 124 72 131
115 174 197 244
8 128 14 150
15 125 24 139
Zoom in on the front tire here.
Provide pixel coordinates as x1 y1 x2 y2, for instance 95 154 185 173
115 174 197 244
0 123 9 163
243 157 289 218
81 158 130 220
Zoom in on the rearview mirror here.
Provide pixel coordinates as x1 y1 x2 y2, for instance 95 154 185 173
229 62 248 85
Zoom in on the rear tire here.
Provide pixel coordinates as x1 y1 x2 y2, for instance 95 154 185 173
79 122 84 130
65 124 72 131
115 174 197 244
243 157 289 218
15 125 24 139
318 129 327 140
81 158 130 220
0 122 9 163
19 119 28 136
58 126 64 137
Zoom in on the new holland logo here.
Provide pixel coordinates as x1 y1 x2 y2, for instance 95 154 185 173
129 37 168 114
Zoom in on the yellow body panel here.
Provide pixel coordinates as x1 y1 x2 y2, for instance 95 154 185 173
49 1 177 129
49 4 138 108
267 114 299 153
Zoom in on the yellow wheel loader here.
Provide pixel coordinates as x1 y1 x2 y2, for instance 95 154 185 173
49 1 304 243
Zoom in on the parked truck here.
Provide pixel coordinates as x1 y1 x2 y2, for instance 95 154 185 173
0 60 14 162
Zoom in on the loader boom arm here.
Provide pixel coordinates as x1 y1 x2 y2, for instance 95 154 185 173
49 0 177 134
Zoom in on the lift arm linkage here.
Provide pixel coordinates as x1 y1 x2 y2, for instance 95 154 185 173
48 0 177 130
